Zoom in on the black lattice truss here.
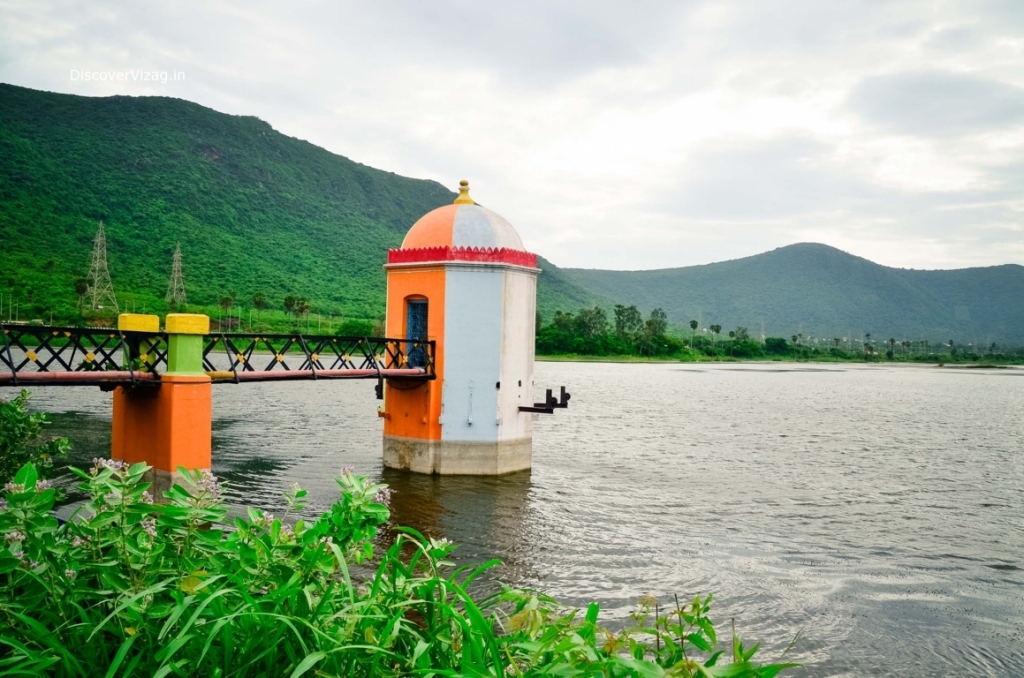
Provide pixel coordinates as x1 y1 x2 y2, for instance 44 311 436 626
201 333 435 376
1 326 433 386
1 324 168 378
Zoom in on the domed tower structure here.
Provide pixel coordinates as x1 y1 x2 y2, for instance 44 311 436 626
382 181 539 474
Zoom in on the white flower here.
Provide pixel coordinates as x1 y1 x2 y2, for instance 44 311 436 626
92 458 127 472
373 487 393 506
194 470 222 502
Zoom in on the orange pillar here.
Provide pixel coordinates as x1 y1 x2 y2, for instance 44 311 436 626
111 313 212 495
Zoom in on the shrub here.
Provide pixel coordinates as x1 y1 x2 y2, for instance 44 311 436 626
0 462 796 676
764 338 789 355
730 340 765 358
0 390 70 485
335 319 376 336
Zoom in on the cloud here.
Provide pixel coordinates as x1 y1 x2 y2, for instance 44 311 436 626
660 137 883 220
0 0 1023 271
849 71 1024 137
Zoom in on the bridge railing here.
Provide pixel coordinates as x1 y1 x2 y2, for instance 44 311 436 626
0 324 168 383
1 324 435 385
201 333 436 381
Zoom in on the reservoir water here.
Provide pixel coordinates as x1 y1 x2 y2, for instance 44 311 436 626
30 361 1024 677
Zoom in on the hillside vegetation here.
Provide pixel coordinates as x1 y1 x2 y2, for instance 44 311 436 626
2 84 1020 343
0 83 594 325
562 243 1024 343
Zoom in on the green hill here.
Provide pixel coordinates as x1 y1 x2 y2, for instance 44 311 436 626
0 83 595 325
2 84 1020 343
561 243 1024 343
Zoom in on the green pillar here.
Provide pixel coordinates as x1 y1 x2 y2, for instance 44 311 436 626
165 314 209 375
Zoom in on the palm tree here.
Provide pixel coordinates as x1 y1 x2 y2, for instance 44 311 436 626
888 338 896 360
219 295 234 331
833 338 841 349
284 295 297 325
710 324 721 358
295 298 311 332
252 292 268 329
689 319 698 349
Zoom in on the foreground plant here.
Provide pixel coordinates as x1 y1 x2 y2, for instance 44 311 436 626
0 461 795 677
0 389 70 485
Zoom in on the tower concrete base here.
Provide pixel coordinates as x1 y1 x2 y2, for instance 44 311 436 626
383 435 532 475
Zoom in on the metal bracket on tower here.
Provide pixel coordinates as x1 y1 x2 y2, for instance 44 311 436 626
519 386 571 414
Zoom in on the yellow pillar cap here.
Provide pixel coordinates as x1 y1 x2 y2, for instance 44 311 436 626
453 179 475 205
118 313 160 332
166 313 210 335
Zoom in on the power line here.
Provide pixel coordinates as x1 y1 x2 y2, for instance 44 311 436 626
86 222 118 313
166 242 187 307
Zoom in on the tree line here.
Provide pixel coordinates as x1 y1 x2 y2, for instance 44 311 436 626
536 306 1024 363
536 305 682 357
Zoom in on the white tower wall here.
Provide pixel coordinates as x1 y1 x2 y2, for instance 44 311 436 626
441 265 503 442
497 267 537 442
427 263 539 474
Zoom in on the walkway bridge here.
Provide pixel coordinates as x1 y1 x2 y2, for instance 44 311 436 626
0 313 436 490
1 323 435 387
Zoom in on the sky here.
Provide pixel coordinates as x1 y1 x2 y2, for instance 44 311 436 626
1 0 1023 271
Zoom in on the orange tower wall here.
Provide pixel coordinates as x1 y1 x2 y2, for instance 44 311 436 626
111 375 212 471
383 266 446 441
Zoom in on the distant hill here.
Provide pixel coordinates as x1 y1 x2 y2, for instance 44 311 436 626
0 83 594 322
2 85 1020 342
561 243 1024 343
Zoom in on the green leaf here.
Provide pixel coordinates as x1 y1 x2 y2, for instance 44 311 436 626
287 651 325 678
612 656 664 678
757 664 801 678
687 632 713 653
412 640 430 667
705 650 724 667
103 635 137 678
13 464 37 489
584 602 600 626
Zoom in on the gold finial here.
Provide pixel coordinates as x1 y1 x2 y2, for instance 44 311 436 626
453 179 475 205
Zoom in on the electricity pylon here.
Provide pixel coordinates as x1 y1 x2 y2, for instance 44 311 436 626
166 243 187 307
86 222 118 313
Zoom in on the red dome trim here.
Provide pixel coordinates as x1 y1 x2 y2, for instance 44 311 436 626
388 246 537 268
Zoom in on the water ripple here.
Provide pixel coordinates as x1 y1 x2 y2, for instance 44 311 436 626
31 362 1024 677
